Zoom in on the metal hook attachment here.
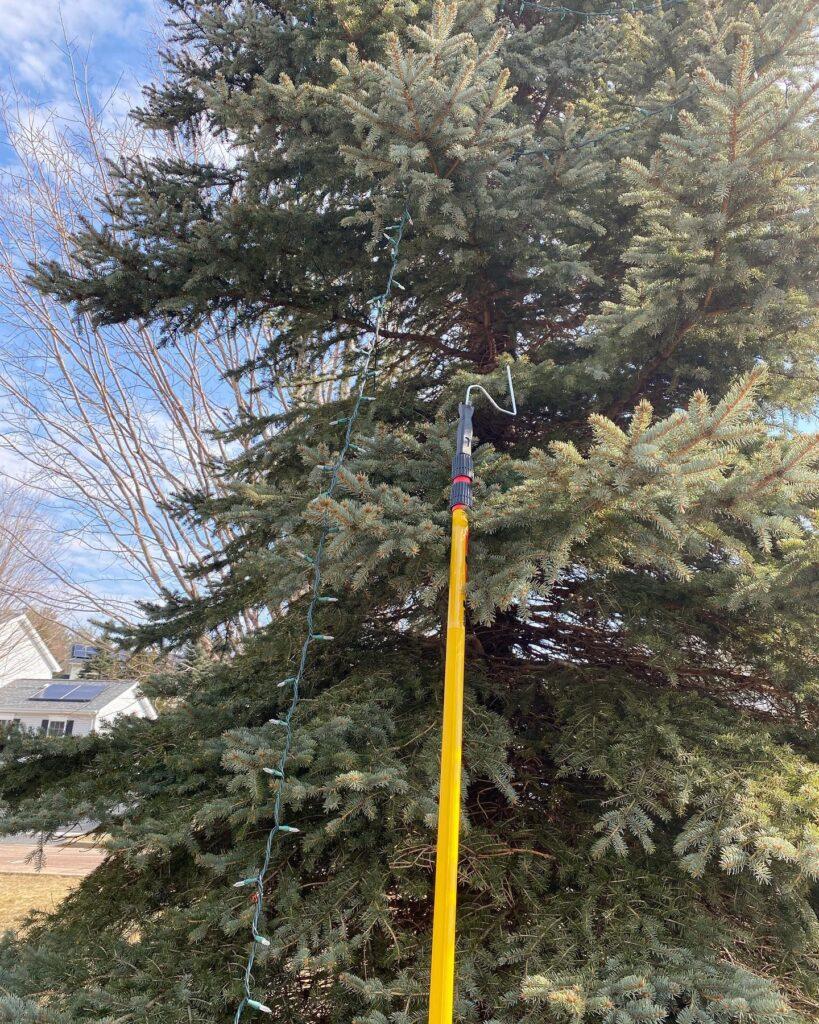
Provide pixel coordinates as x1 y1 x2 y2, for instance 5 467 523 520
450 365 516 511
464 364 517 416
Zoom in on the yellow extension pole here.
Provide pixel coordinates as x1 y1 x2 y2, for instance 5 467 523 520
428 399 475 1024
428 375 514 1024
428 503 469 1024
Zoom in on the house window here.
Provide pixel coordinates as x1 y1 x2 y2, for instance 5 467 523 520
38 720 74 737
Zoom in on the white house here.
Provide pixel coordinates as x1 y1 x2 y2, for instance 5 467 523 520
0 610 61 683
0 612 156 737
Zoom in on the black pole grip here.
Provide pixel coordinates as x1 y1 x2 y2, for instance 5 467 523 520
450 403 474 509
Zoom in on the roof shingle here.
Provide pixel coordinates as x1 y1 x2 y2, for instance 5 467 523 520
0 678 139 713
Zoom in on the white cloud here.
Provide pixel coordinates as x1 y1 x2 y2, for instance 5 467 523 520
0 446 32 480
0 0 154 90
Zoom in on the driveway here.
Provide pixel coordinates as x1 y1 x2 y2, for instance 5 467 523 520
0 840 105 876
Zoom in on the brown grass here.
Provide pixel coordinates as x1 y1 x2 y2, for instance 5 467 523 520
0 873 80 932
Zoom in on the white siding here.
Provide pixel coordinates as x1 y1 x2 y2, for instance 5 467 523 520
94 686 155 730
0 713 94 736
0 618 55 685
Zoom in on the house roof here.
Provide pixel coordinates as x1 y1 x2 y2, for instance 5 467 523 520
0 611 62 673
0 678 141 714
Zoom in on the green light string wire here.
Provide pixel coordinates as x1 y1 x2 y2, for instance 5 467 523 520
233 208 411 1021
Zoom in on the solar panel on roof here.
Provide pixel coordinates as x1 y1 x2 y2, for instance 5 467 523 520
64 683 106 701
30 684 77 701
29 682 107 703
71 643 99 661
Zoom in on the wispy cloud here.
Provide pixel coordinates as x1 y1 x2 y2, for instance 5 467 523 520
0 0 154 93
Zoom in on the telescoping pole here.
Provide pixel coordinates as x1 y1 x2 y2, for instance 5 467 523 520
428 368 516 1024
428 402 474 1024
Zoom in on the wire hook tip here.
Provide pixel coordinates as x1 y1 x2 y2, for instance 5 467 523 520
464 364 517 416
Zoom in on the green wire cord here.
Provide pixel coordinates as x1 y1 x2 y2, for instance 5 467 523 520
234 210 411 1021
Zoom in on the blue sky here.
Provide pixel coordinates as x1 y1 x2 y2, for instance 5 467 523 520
0 0 154 135
0 0 276 629
0 1 176 624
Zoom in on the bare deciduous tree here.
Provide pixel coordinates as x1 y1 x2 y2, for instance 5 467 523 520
0 83 269 626
0 483 55 614
0 481 72 669
0 51 357 633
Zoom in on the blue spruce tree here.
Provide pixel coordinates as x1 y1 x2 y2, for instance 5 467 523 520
2 0 818 1021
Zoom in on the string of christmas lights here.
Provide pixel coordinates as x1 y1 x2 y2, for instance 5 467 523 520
232 209 411 1021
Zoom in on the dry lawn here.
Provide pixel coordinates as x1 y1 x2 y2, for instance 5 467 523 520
0 872 80 932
